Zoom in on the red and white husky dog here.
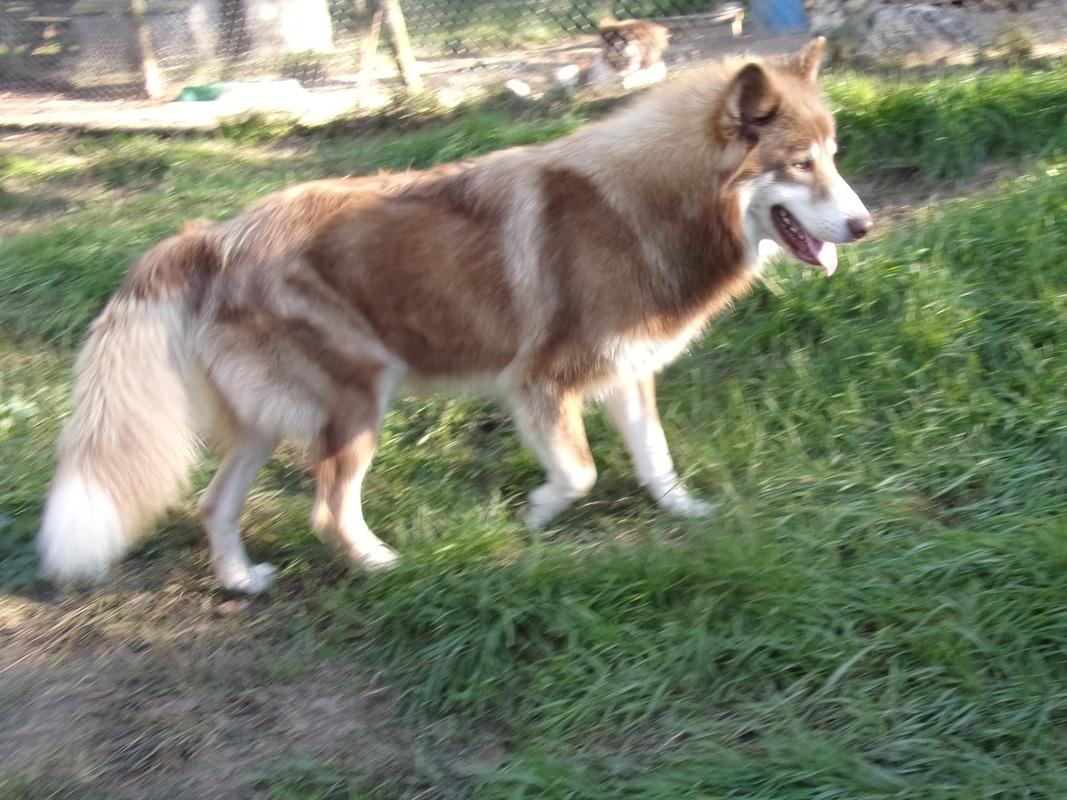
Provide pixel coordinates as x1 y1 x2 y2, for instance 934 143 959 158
39 39 871 593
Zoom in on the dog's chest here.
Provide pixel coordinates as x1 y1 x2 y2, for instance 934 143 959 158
606 320 706 377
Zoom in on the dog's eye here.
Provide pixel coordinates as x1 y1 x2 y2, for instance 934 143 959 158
792 159 815 172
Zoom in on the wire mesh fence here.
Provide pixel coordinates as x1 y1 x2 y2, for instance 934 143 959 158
0 0 748 100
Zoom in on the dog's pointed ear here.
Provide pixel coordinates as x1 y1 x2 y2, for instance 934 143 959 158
718 63 780 146
796 36 826 82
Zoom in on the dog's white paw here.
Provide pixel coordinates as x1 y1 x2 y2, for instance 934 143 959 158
219 562 277 594
523 504 555 529
657 488 715 518
523 484 572 529
352 541 400 571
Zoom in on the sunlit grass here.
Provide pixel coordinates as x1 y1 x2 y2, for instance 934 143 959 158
828 65 1067 181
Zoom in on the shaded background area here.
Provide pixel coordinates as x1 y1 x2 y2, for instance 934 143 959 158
1 0 748 99
3 0 1067 131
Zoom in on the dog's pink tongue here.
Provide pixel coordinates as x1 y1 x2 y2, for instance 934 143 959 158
813 239 837 276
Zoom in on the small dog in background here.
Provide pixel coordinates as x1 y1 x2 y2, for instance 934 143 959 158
557 19 670 92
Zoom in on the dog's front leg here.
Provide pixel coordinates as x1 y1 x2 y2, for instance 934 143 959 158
510 388 598 528
603 374 714 518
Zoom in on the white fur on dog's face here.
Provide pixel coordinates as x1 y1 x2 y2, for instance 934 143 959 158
741 139 870 276
784 141 868 243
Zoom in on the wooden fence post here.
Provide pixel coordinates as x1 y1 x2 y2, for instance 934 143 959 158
358 5 384 89
0 5 25 79
382 0 422 92
129 0 164 98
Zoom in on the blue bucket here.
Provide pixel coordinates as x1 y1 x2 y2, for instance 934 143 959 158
749 0 809 31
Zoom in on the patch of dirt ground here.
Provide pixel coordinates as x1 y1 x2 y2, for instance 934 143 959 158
0 560 500 799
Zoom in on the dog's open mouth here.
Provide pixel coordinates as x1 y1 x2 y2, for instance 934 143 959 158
771 205 838 275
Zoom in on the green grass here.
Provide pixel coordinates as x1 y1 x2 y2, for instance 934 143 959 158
4 65 1067 797
828 65 1067 182
237 63 1067 188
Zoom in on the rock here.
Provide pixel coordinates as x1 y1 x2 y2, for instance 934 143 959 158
863 5 980 63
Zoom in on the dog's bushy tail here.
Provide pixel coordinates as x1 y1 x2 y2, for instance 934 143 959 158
39 230 215 584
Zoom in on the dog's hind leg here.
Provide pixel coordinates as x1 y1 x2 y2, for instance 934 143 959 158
511 389 597 528
311 383 398 571
198 429 279 593
602 374 714 518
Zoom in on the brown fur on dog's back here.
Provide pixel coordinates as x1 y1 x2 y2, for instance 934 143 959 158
307 181 519 375
187 148 751 402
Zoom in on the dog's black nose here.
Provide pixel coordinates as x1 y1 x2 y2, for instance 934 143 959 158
848 214 873 241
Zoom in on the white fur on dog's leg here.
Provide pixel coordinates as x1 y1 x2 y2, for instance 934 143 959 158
200 431 277 594
603 377 714 519
329 464 400 572
524 483 575 528
655 486 716 518
338 526 400 572
511 391 597 530
349 537 400 571
310 370 401 576
217 561 277 594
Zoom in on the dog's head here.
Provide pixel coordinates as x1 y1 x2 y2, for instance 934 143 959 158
716 38 871 275
599 20 669 75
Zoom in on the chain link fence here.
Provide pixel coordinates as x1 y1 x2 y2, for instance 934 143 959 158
1 0 750 100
